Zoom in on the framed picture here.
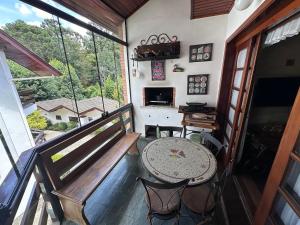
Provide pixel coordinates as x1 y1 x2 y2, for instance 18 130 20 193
189 43 213 62
151 60 165 81
187 74 209 95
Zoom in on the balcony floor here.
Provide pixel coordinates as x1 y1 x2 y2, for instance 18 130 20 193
63 138 226 225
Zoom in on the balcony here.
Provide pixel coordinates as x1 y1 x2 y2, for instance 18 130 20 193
1 1 299 225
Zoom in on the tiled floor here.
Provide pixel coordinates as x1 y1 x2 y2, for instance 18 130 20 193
63 138 226 225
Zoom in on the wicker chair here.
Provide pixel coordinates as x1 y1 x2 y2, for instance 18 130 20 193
137 177 189 225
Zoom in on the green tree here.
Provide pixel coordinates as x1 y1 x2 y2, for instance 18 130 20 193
49 59 85 100
103 76 115 99
5 19 124 102
26 111 47 130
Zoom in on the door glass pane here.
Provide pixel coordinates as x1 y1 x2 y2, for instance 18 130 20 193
272 194 300 225
231 90 239 107
229 107 235 124
282 159 300 200
237 48 248 68
234 70 243 88
226 123 232 138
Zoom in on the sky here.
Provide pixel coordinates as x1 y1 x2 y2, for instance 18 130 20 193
0 0 91 35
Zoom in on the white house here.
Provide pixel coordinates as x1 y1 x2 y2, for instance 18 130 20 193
36 97 119 125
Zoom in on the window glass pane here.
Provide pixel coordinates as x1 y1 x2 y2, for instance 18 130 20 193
237 48 248 68
234 70 243 88
229 107 235 124
282 159 300 200
272 194 300 225
231 90 239 107
226 123 232 138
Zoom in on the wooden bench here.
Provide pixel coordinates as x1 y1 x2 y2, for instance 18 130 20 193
39 112 140 225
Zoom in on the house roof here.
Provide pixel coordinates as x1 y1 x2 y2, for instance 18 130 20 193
0 29 61 77
36 97 119 115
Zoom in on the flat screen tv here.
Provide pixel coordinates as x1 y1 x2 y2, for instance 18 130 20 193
253 77 300 107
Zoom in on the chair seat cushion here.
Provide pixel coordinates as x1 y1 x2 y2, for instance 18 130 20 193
145 188 180 214
182 184 215 214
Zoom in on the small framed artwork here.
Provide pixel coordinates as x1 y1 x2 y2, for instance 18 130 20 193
187 74 209 95
151 60 165 81
189 43 213 62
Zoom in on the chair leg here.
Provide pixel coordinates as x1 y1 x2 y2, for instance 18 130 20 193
173 213 180 225
147 214 153 225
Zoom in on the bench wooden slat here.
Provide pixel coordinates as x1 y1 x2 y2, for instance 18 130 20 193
41 113 121 159
60 129 126 187
54 120 123 175
53 132 140 204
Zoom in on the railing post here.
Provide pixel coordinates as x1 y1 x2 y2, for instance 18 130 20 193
130 104 135 132
35 159 64 223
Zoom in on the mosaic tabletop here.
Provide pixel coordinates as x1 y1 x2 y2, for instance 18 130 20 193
142 137 217 186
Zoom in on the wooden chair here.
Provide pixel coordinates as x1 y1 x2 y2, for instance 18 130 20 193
183 166 230 224
137 177 189 225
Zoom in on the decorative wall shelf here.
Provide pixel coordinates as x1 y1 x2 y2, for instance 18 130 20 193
131 33 180 61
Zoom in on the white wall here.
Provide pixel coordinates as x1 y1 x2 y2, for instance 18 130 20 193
40 108 77 124
127 0 228 134
40 107 102 125
226 0 265 38
0 51 34 156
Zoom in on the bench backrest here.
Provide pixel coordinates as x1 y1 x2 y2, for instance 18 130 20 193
40 112 126 190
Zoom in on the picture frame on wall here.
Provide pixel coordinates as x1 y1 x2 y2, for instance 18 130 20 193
189 43 213 62
151 60 165 81
187 74 209 95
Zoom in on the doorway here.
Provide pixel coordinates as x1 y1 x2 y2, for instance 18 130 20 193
234 32 300 219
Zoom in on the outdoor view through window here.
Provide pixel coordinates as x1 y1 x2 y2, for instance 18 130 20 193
0 0 127 223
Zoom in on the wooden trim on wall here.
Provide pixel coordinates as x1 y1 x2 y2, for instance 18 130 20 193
236 0 300 46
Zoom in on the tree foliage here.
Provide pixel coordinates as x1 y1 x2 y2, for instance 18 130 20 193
26 111 47 130
5 19 123 102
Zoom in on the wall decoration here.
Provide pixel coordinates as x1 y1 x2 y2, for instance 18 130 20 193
151 60 165 81
131 33 180 61
173 64 184 72
187 74 209 95
189 43 213 62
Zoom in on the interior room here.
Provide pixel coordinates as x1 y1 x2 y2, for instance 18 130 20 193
234 31 300 218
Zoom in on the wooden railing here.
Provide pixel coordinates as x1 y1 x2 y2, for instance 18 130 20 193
0 103 135 225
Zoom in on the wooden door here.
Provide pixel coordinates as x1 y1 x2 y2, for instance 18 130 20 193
223 36 261 168
253 88 300 225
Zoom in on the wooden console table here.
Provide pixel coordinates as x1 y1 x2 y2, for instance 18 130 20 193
178 106 219 138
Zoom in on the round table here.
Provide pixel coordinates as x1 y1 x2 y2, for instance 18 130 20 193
142 137 217 186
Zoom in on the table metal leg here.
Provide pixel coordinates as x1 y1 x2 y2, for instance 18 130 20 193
183 126 187 138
